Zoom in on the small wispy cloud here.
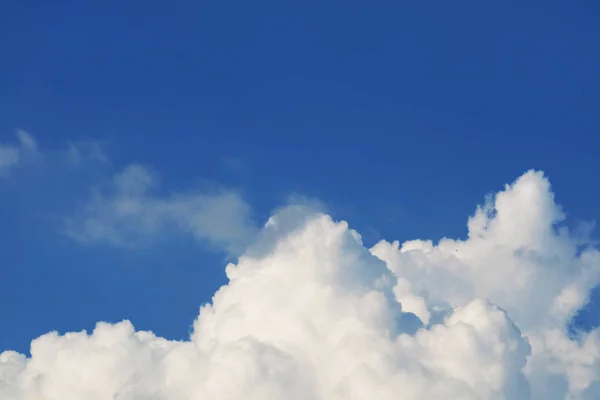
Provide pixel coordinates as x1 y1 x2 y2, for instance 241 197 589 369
0 130 255 257
0 130 108 176
65 141 108 166
63 164 258 257
219 156 249 174
0 130 38 175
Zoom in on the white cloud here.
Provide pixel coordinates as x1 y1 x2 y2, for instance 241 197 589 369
371 171 600 331
0 131 38 175
64 164 257 256
2 169 600 399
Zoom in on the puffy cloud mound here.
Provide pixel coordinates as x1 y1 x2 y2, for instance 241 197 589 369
2 170 600 399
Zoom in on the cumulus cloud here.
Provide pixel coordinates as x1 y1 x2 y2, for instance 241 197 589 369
371 171 600 332
0 131 38 175
2 169 600 399
64 164 257 256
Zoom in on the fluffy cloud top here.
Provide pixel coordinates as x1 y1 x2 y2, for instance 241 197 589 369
0 131 38 175
64 164 257 256
2 170 600 399
371 171 600 332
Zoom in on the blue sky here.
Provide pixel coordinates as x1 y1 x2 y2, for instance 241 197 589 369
1 0 599 359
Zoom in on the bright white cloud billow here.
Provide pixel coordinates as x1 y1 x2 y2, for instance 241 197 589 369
2 170 600 399
64 164 257 256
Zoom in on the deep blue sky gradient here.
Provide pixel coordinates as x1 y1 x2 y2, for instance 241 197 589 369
1 0 599 353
